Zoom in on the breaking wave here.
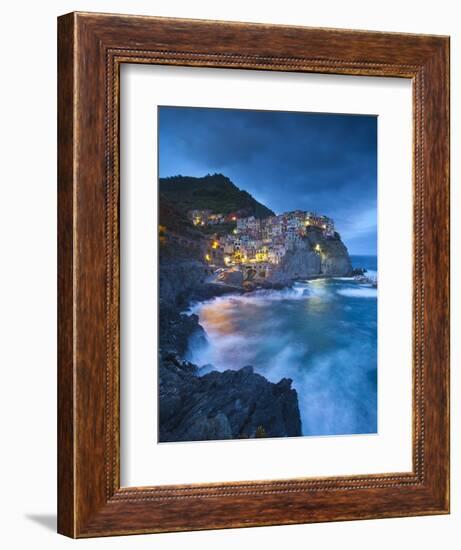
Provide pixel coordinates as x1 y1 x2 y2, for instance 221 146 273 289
337 287 377 298
186 276 378 437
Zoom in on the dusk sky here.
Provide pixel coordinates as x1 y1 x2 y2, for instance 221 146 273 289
158 106 377 255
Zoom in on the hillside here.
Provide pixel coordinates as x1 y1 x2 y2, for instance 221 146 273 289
159 199 201 241
159 173 275 219
158 199 209 308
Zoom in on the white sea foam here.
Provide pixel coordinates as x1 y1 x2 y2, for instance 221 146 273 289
336 287 377 298
187 280 340 317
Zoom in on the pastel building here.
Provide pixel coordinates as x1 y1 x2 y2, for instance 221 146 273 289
214 209 336 267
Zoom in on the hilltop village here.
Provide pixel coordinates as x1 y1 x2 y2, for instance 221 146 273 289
158 174 353 289
189 208 336 269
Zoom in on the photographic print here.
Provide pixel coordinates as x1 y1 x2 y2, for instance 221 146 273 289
158 106 377 443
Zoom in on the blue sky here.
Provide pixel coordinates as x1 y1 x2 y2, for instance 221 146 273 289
158 106 377 255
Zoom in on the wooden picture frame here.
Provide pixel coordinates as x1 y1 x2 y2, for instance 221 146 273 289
57 12 450 538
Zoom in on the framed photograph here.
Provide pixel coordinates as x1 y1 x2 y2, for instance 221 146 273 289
58 12 450 537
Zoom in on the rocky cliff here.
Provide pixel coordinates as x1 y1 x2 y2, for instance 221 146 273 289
159 353 302 442
268 227 352 284
159 200 210 309
159 259 208 309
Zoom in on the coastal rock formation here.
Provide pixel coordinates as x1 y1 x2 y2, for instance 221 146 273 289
307 227 353 276
159 308 206 357
159 259 208 308
159 354 302 442
268 227 352 283
215 267 244 287
189 282 243 302
159 199 211 308
268 240 321 284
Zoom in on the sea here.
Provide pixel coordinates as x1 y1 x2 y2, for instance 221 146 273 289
186 255 378 437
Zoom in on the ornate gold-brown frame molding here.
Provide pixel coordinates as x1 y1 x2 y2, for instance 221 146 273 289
58 12 449 537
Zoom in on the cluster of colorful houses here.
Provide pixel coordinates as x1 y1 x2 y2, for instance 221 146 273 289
189 209 336 267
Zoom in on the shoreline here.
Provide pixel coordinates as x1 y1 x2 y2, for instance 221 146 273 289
159 257 376 442
185 271 376 312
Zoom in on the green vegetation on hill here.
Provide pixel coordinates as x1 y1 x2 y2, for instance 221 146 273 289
159 199 195 236
159 173 275 219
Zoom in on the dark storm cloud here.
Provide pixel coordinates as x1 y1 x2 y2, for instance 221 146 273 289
158 106 377 254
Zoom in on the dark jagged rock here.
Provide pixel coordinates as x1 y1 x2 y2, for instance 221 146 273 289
354 275 377 288
159 356 302 442
159 258 209 309
159 199 211 309
243 280 287 292
159 307 206 357
189 282 243 302
215 268 244 287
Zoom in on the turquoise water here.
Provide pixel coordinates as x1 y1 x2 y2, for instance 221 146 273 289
188 255 378 437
